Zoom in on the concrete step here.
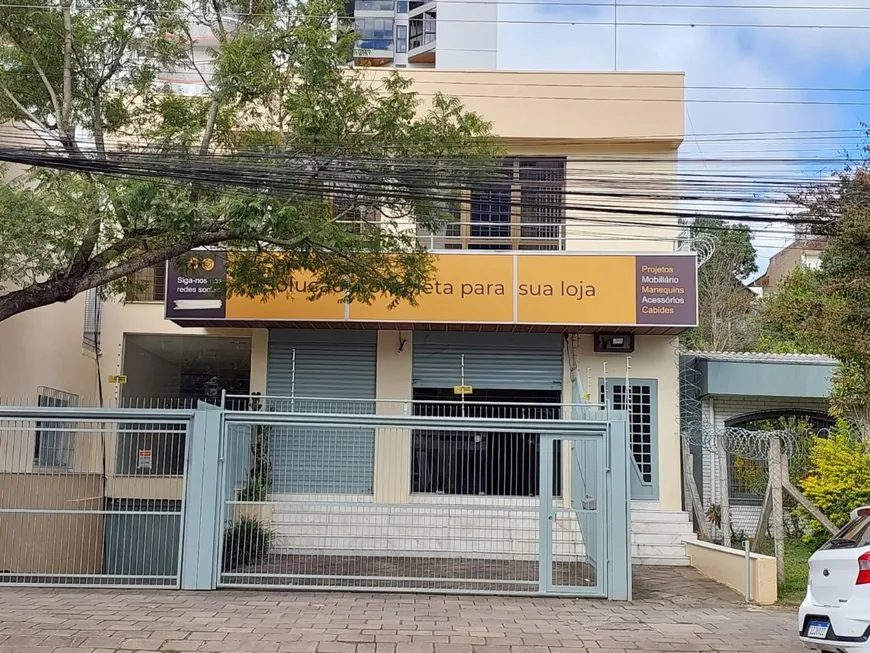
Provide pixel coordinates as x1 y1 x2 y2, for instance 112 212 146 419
631 520 694 534
631 556 690 567
632 532 697 545
631 501 662 511
630 509 692 523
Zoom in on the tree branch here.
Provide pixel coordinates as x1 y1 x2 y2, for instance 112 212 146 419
200 99 220 155
0 15 63 122
0 86 53 136
59 0 74 142
0 229 233 322
91 92 106 158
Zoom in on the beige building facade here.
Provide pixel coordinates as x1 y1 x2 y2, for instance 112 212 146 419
0 70 698 565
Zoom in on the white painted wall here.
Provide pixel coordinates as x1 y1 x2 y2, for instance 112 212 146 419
569 334 682 511
434 0 498 70
0 294 98 403
563 152 679 253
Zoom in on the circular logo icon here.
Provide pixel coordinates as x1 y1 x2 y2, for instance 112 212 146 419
201 258 215 272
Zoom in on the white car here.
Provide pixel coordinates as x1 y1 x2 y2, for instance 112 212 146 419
800 506 870 652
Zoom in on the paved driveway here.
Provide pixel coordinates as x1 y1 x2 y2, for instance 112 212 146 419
0 568 802 653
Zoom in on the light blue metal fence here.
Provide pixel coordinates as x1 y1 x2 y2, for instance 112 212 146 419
0 405 194 588
0 399 632 598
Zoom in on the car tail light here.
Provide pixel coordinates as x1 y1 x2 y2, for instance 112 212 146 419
857 552 870 585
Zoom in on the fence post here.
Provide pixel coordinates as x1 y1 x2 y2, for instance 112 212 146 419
767 434 785 585
180 405 224 590
744 539 752 602
607 418 632 601
717 438 731 548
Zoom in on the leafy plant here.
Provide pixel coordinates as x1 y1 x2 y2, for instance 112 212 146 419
759 149 870 432
799 421 870 548
0 0 502 321
237 477 270 502
706 503 721 528
680 217 760 352
222 517 274 571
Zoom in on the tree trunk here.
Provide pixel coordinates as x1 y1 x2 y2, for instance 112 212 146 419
0 231 231 322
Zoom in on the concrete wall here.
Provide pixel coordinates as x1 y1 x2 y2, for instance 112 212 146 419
686 539 777 604
362 69 684 144
0 472 104 574
563 151 679 253
0 293 98 402
759 240 825 294
373 330 413 503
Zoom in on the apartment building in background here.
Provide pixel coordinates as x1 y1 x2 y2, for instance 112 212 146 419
348 0 499 69
160 0 499 93
756 235 826 295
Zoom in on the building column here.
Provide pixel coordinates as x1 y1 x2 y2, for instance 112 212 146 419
249 329 269 395
373 330 412 503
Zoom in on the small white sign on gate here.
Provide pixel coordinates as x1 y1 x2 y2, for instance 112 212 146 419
137 449 153 470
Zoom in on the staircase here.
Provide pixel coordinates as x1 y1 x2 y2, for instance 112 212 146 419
268 496 697 566
631 501 696 566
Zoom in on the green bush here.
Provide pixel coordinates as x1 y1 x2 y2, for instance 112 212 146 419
800 422 870 548
222 517 274 572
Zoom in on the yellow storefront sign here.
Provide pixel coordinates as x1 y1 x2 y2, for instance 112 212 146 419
166 252 698 328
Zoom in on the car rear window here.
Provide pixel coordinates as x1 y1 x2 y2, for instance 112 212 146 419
820 516 870 550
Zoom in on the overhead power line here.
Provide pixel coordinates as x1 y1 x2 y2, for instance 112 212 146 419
0 146 835 233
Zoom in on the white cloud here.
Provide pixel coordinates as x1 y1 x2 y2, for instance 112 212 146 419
495 0 870 272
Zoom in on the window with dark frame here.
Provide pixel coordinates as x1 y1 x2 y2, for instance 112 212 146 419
34 388 79 469
418 157 566 250
126 264 166 302
395 24 407 52
599 382 654 485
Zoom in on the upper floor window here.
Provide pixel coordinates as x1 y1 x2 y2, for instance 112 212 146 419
355 17 394 51
418 157 567 251
355 0 394 10
395 24 407 53
126 264 166 303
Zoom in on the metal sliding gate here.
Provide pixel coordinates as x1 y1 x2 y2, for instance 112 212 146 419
217 401 631 598
0 405 193 588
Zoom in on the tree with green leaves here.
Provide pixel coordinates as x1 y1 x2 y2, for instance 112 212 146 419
760 155 870 430
681 217 759 352
0 0 500 322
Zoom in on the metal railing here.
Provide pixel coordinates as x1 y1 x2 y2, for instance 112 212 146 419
0 405 193 588
416 220 567 251
0 399 623 596
224 394 613 421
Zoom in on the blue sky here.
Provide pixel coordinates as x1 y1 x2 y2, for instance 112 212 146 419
494 0 870 274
